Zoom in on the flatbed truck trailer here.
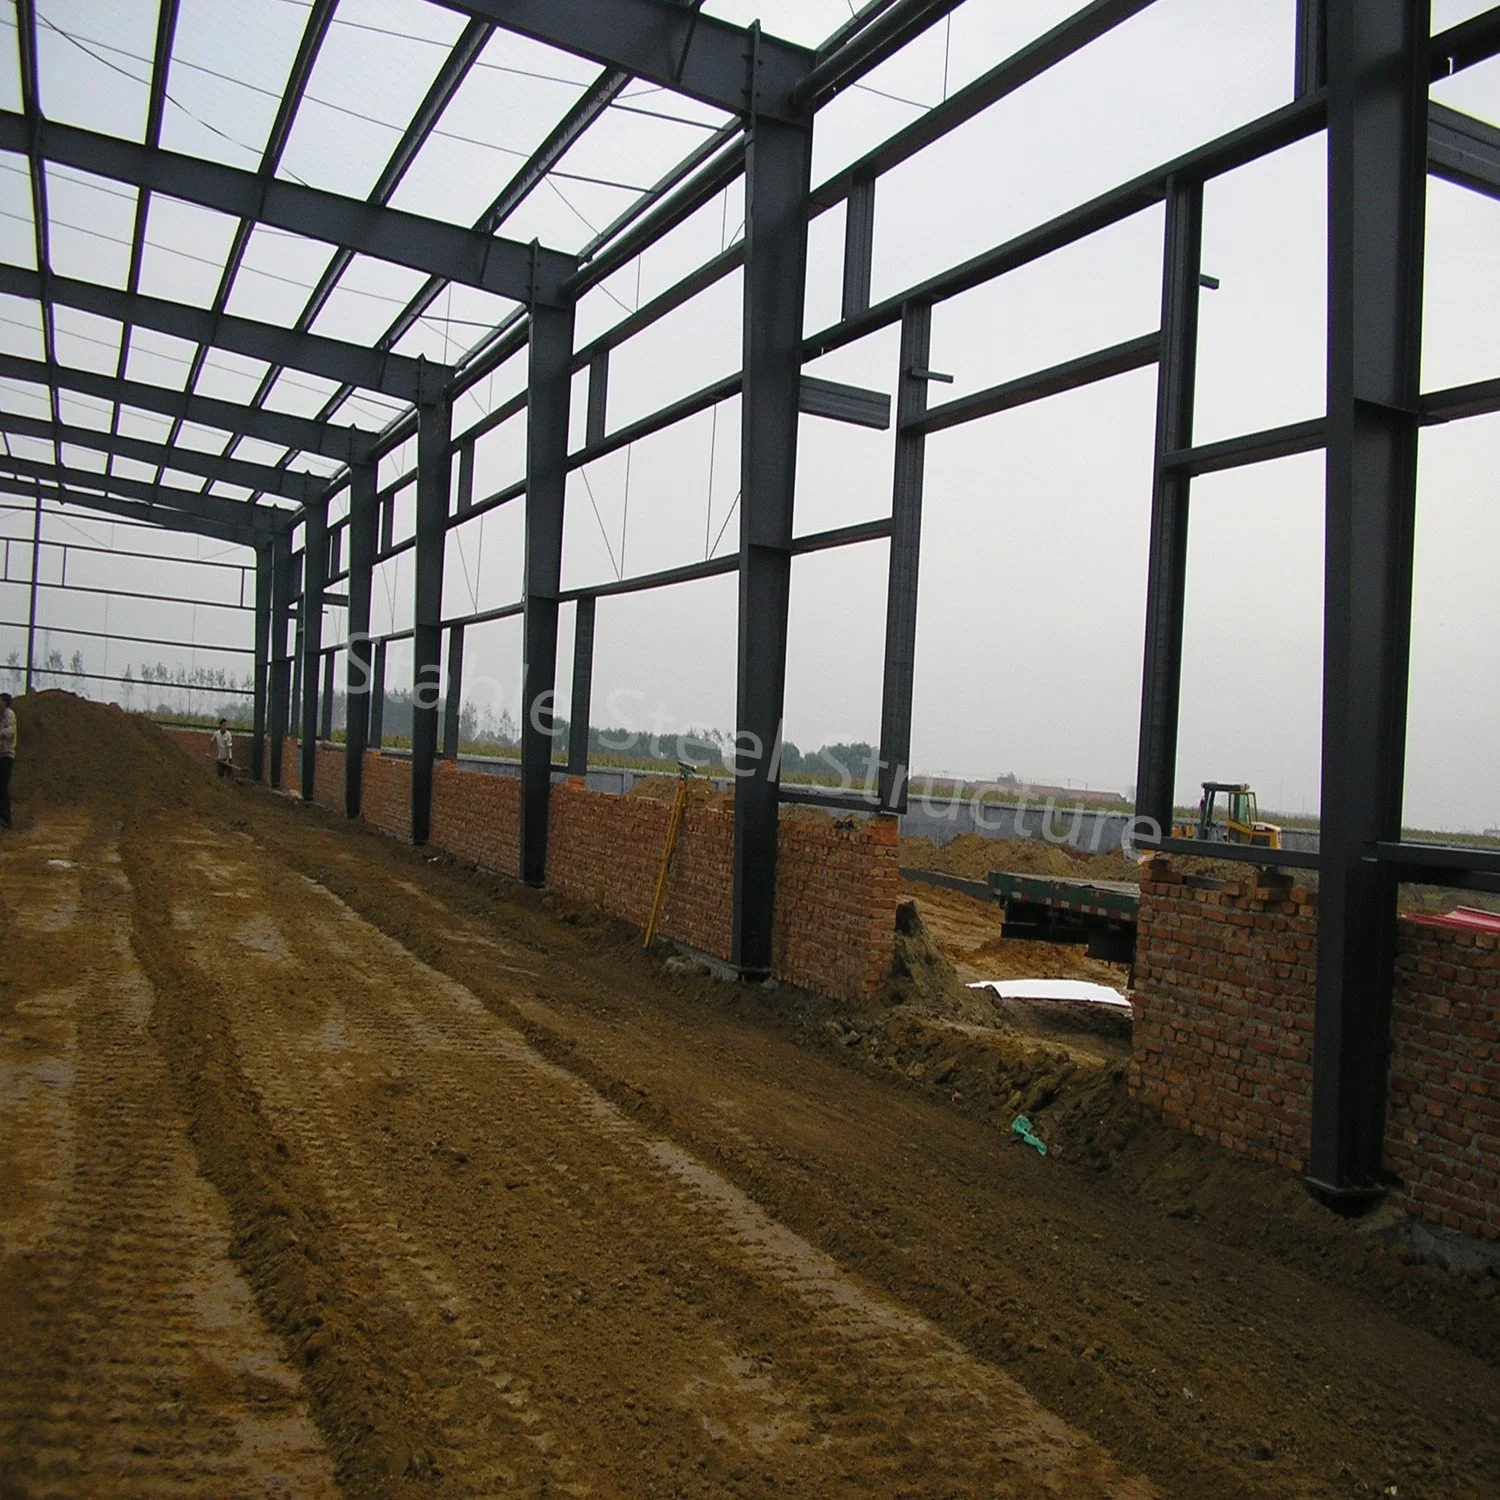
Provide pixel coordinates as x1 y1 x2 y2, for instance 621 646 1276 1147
985 871 1140 965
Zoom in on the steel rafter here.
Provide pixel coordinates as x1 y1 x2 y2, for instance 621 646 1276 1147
0 114 578 307
0 267 450 402
0 456 291 537
0 354 373 465
0 480 258 548
0 413 328 504
108 0 180 480
435 0 813 120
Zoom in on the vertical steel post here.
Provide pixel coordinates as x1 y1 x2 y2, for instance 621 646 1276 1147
369 639 387 749
586 351 609 447
519 300 576 885
298 504 327 800
842 173 876 320
251 540 271 780
733 111 813 978
1308 0 1428 1205
442 624 465 758
1134 179 1203 835
877 301 931 811
268 531 291 788
319 650 335 740
24 488 41 692
1296 0 1328 95
410 398 452 845
344 461 377 817
568 595 596 777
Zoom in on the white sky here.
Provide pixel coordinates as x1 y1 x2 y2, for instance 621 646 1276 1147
0 0 1497 831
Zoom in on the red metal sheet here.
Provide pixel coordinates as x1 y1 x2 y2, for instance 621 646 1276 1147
1406 906 1500 934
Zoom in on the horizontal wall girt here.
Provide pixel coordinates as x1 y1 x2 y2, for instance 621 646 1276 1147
0 112 577 307
1422 372 1500 422
1431 4 1500 75
0 266 447 402
1161 416 1328 475
438 0 813 121
910 332 1160 436
1429 100 1500 200
0 353 374 464
0 412 327 502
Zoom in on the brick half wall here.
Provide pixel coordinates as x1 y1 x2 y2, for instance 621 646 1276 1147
1132 858 1500 1241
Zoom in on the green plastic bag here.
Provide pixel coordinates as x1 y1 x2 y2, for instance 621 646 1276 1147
1011 1114 1047 1155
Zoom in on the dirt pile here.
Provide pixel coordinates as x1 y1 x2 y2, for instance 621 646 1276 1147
875 900 998 1024
4 691 210 826
900 830 1142 882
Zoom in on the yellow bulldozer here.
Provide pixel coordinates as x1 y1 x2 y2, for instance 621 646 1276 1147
1172 782 1282 849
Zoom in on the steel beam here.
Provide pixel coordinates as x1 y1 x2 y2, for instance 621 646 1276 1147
1431 4 1500 76
733 115 812 977
1296 0 1327 94
1134 180 1203 836
795 0 963 107
841 174 876 319
876 302 931 813
0 456 287 537
1309 0 1429 1207
0 413 326 503
299 504 328 800
0 267 446 403
567 596 596 777
319 648 335 740
0 113 577 308
0 353 371 465
410 400 452 845
252 541 271 780
0 479 254 547
343 464 377 816
269 532 292 787
910 333 1160 437
1162 417 1327 476
799 376 891 430
1429 101 1500 202
519 301 576 884
436 0 813 121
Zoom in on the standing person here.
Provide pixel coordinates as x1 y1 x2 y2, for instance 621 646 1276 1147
212 717 234 780
0 692 14 828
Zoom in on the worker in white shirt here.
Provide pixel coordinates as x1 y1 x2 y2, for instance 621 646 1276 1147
211 718 234 780
0 692 14 827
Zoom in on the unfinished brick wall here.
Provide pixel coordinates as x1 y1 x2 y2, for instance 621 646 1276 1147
1387 921 1500 1240
430 761 520 878
360 752 413 841
1133 858 1500 1240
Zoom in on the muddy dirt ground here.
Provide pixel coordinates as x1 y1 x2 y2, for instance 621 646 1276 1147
2 696 1499 1498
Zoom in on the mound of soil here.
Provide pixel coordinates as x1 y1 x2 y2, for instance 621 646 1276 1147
3 691 210 825
876 900 999 1025
900 830 1142 883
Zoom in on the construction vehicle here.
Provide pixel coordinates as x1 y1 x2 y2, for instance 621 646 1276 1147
1172 782 1282 849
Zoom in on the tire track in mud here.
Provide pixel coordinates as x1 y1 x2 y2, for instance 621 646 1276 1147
0 814 337 1500
129 812 1153 1498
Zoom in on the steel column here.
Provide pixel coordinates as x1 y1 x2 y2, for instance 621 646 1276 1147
519 300 576 884
877 301 932 811
343 463 377 816
1134 179 1203 835
1296 0 1328 95
732 114 813 977
298 505 327 800
268 532 292 788
252 541 271 780
24 488 41 693
442 624 465 757
567 595 595 777
1308 0 1428 1206
411 399 452 845
842 174 876 319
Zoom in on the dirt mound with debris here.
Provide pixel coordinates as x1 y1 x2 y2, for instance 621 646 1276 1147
876 900 998 1025
4 691 210 827
900 831 1142 882
625 774 734 810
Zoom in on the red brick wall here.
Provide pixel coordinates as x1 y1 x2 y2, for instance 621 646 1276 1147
1132 858 1500 1241
430 760 520 878
1387 921 1500 1240
360 752 412 842
308 744 345 814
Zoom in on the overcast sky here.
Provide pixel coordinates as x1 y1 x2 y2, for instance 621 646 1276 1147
0 0 1497 831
